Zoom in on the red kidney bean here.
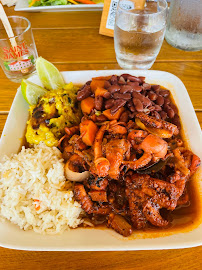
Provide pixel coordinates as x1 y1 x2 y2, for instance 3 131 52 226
132 92 151 107
127 75 142 83
156 95 164 106
120 85 133 93
105 99 114 109
110 100 127 115
169 103 178 114
127 101 136 112
127 81 140 89
120 111 129 122
77 85 92 101
164 98 170 105
147 105 156 112
113 93 131 100
118 76 126 85
129 106 136 112
143 108 150 114
128 112 136 119
138 76 145 83
172 114 181 129
141 90 147 96
167 108 175 119
148 91 157 101
143 96 151 106
95 96 103 111
108 85 121 93
127 100 133 107
103 91 111 99
133 98 144 112
152 85 160 91
142 83 151 90
104 80 111 89
159 89 170 97
159 111 167 120
164 105 175 118
132 85 142 92
151 111 161 120
120 74 131 79
86 81 92 85
127 82 139 87
96 114 108 122
110 75 118 85
154 104 162 112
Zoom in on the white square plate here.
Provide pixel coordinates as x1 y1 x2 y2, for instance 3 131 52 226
0 70 202 251
15 0 103 12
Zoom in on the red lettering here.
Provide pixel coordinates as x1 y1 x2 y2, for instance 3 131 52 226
21 49 29 56
3 47 9 53
4 53 9 60
18 51 23 57
22 42 27 49
8 52 16 59
8 47 14 54
3 42 29 60
17 45 23 52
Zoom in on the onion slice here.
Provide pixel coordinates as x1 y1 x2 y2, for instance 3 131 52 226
64 161 90 182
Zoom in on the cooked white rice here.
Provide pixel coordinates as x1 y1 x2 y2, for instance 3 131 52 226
0 142 84 234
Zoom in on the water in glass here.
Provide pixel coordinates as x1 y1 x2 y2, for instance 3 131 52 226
114 0 167 70
165 0 202 51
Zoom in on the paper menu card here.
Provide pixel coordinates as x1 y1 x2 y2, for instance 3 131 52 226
99 0 136 37
99 0 119 37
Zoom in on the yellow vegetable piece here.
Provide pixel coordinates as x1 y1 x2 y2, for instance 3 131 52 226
135 118 173 138
26 83 81 147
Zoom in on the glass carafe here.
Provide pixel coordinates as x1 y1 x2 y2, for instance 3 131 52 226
165 0 202 51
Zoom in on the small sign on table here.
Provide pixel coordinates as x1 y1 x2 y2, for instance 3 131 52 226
99 0 119 37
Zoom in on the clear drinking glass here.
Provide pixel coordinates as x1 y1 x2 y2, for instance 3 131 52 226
165 0 202 51
0 16 38 83
114 0 167 70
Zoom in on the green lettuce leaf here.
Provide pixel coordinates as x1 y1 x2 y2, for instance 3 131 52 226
28 0 72 7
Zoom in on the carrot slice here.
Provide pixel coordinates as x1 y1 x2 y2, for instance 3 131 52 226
34 199 40 211
90 76 111 92
76 0 96 3
81 97 95 114
68 0 79 4
29 0 40 7
90 79 105 92
95 87 109 97
80 120 98 146
103 107 125 120
92 76 112 80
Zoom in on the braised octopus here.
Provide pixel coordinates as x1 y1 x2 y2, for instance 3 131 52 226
60 74 201 237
